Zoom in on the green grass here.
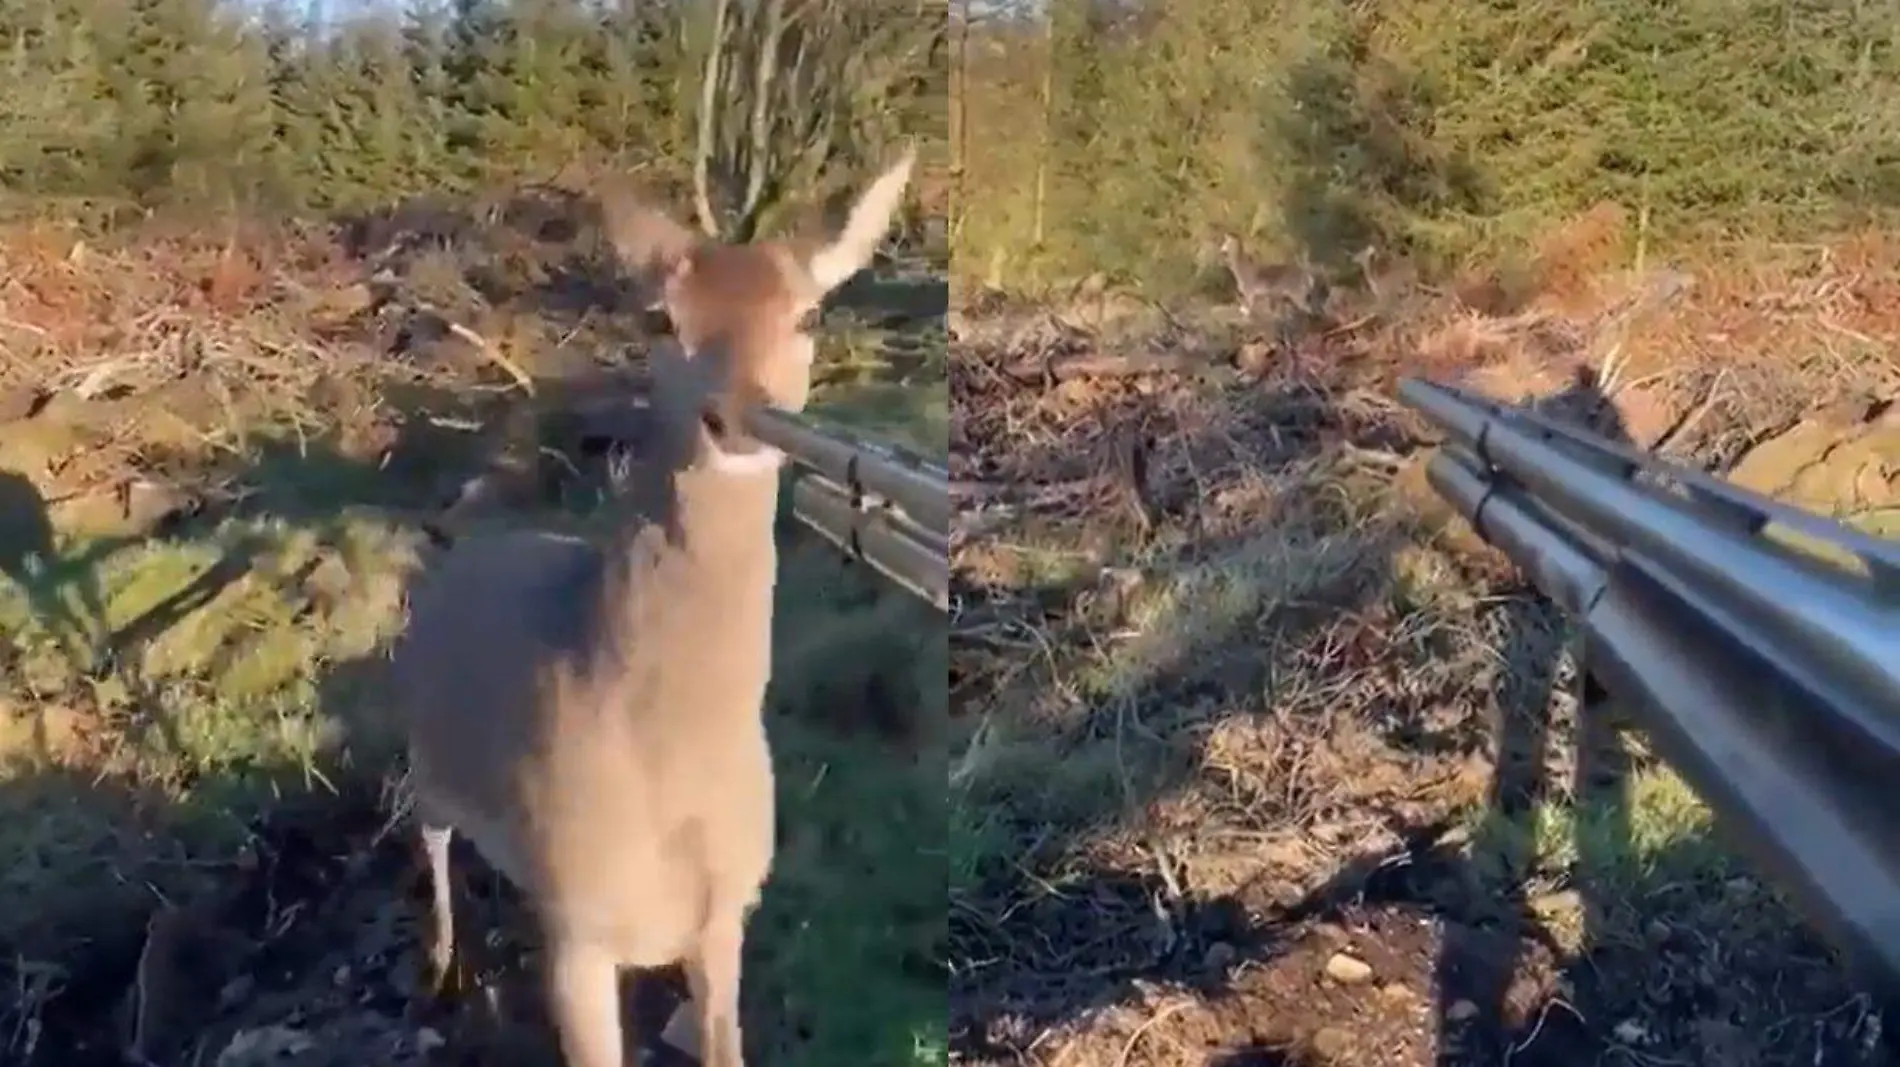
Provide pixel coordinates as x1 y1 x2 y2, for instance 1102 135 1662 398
0 505 418 945
759 356 949 1067
1454 761 1744 952
754 700 946 1066
1466 767 1723 888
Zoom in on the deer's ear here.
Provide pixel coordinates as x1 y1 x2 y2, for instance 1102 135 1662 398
805 144 916 295
602 195 700 310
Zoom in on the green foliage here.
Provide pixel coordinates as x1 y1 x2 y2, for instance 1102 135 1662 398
955 0 1900 294
0 0 936 218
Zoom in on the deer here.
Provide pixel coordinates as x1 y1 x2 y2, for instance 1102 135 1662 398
1219 233 1324 324
1219 233 1328 346
1350 243 1385 303
390 144 918 1067
1349 242 1426 319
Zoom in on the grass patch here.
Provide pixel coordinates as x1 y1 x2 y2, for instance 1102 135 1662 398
754 708 945 1066
749 534 947 1067
1476 767 1724 889
1458 762 1752 952
0 512 418 946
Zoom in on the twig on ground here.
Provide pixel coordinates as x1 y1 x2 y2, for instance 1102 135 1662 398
443 320 536 396
1114 999 1192 1067
1653 372 1725 456
1324 313 1380 338
1007 350 1229 383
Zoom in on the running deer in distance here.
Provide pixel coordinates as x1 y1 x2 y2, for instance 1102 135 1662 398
391 145 918 1067
1220 233 1324 321
1351 242 1424 310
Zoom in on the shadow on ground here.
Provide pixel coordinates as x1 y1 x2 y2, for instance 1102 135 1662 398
949 338 1411 1061
947 336 1878 1066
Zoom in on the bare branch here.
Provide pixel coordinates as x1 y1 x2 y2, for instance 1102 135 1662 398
686 0 934 240
692 0 731 237
740 0 786 233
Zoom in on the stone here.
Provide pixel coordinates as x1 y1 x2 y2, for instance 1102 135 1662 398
1730 407 1900 539
1311 1026 1353 1059
1203 941 1237 973
1324 951 1374 984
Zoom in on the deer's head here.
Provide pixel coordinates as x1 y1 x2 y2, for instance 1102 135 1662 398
606 147 917 474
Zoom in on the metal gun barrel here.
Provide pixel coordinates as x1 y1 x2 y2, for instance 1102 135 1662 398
790 472 948 610
742 407 950 612
1401 379 1900 726
745 407 951 535
1399 376 1900 1015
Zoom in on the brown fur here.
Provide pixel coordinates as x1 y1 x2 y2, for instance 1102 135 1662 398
1352 243 1419 306
393 146 915 1067
1221 233 1321 317
1352 244 1384 302
598 195 699 310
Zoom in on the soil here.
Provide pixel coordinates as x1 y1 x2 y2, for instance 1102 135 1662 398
30 798 694 1067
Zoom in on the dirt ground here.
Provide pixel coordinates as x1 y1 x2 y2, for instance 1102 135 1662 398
0 189 948 1067
947 214 1899 1067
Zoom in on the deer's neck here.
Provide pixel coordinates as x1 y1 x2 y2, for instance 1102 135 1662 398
600 458 784 634
665 460 783 565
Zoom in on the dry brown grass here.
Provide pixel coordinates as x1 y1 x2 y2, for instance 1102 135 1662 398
949 222 1899 1067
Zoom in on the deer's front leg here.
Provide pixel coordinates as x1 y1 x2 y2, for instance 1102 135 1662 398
547 937 627 1067
419 821 462 996
685 906 748 1067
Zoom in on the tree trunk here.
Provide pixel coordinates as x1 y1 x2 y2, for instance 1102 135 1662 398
738 0 786 239
1032 11 1053 250
951 0 969 245
692 0 730 237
